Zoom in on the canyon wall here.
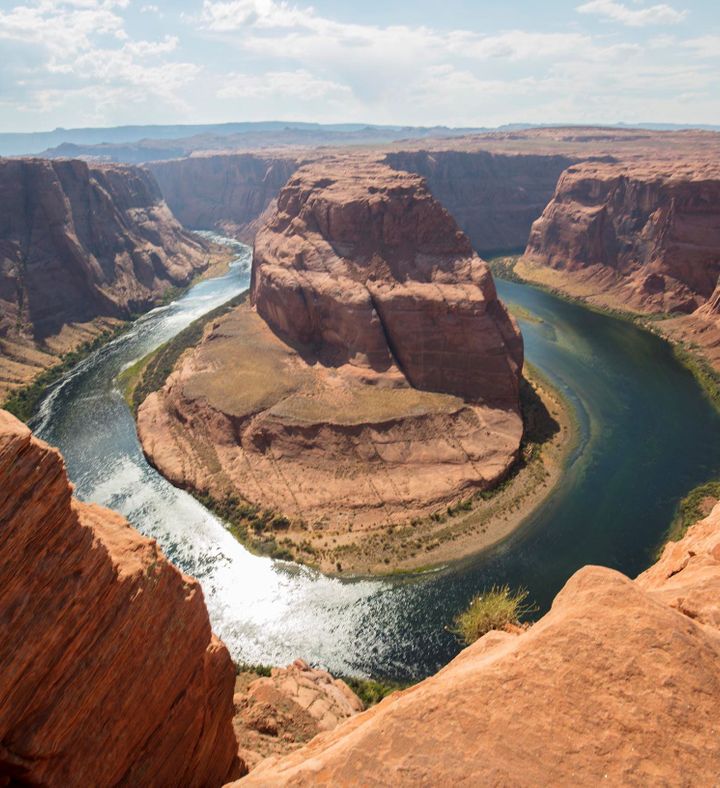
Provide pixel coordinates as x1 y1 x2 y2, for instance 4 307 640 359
384 150 575 254
0 409 242 785
0 157 214 398
148 153 300 242
240 499 720 786
521 159 720 314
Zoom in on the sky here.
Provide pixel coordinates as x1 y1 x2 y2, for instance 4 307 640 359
0 0 718 133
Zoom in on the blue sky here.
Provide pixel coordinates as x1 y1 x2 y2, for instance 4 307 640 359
0 0 718 132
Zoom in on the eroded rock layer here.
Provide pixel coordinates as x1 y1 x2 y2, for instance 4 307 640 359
252 160 523 405
149 153 300 242
240 501 720 786
521 159 720 314
0 157 214 397
138 161 524 546
0 409 242 786
384 150 576 254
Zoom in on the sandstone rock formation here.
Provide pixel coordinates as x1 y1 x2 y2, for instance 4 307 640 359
239 501 720 786
521 159 720 314
0 409 242 785
234 660 363 770
137 160 524 571
384 150 575 254
0 157 216 398
252 160 523 404
149 153 299 242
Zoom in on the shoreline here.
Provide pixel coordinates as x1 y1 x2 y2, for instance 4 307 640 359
497 255 720 555
507 256 720 414
127 316 578 575
1 240 235 423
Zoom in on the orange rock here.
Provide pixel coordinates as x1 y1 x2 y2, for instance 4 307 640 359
523 159 720 314
252 159 523 405
238 503 720 786
136 161 524 547
0 409 242 786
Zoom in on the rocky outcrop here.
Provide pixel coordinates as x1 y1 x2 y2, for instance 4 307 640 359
239 501 720 786
658 277 720 372
234 660 363 770
149 154 300 242
137 160 524 571
0 409 242 785
385 150 575 253
521 159 720 314
0 157 216 398
252 160 523 405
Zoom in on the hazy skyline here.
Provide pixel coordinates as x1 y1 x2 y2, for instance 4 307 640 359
0 0 718 133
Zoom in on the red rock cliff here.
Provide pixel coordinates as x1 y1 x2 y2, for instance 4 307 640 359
0 157 211 340
522 159 720 313
240 500 720 785
0 409 242 785
385 150 575 253
148 153 299 242
252 159 523 405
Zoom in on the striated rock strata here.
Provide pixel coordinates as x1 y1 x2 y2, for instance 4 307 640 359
520 159 720 314
137 161 524 569
384 150 575 254
239 500 720 785
0 157 215 398
0 409 242 785
149 153 300 242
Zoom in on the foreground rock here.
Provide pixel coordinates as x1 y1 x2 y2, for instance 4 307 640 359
239 501 720 785
520 159 720 315
0 409 242 785
137 160 525 572
234 660 363 770
0 157 218 399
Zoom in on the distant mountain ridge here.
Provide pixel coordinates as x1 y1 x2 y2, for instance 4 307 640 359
3 120 719 158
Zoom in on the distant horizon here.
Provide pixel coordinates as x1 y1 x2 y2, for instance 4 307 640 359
4 119 720 137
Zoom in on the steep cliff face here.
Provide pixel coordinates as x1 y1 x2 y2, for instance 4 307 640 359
252 160 523 404
385 150 575 254
0 157 215 398
0 409 242 785
0 157 211 339
521 160 720 314
148 154 300 242
240 501 720 786
137 160 524 570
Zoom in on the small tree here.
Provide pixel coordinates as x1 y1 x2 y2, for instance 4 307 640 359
451 585 535 645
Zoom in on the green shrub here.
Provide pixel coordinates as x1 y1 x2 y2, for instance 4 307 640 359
666 480 720 544
451 585 535 645
342 676 410 707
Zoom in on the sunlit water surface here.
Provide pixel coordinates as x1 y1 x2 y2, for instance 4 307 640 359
34 237 720 680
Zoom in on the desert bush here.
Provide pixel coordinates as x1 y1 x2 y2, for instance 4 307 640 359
452 585 535 645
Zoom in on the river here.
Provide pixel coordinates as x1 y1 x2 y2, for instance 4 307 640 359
32 236 720 681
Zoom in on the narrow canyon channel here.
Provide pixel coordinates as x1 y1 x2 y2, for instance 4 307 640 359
33 236 720 682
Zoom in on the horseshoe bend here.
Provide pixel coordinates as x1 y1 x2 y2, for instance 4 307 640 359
132 160 571 573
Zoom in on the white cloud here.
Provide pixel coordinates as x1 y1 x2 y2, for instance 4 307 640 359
217 69 352 101
576 0 687 27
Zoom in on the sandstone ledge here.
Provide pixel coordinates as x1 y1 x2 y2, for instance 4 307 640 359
237 501 720 786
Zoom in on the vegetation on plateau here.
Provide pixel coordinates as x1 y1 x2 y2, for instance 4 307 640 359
120 290 248 413
3 324 130 422
451 584 536 645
